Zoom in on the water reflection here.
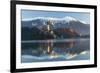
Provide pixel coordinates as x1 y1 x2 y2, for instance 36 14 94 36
21 39 90 63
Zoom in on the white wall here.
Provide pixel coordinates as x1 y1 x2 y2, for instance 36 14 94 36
0 0 99 73
18 0 97 5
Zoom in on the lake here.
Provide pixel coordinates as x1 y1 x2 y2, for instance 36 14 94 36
21 38 90 63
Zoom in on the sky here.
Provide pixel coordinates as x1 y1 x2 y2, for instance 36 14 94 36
21 10 90 24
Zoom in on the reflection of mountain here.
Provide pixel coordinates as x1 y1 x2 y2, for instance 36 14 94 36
21 39 90 62
21 16 90 40
22 39 90 57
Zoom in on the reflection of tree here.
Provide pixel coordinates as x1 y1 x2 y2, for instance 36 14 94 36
39 41 54 55
38 40 76 56
53 41 75 49
29 39 89 58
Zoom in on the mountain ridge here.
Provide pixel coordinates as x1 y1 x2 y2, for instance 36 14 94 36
21 16 90 40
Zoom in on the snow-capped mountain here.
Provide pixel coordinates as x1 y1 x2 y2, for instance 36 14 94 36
22 16 89 34
22 16 80 28
22 16 88 27
21 16 90 40
22 16 78 27
22 16 77 22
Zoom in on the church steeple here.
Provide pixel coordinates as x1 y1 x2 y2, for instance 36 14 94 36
46 20 56 38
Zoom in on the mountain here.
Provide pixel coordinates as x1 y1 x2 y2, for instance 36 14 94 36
21 16 90 40
21 26 54 40
22 16 77 27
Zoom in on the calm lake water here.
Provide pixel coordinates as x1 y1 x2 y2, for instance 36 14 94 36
21 38 90 63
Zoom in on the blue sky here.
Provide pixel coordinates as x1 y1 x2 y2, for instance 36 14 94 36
21 10 90 24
